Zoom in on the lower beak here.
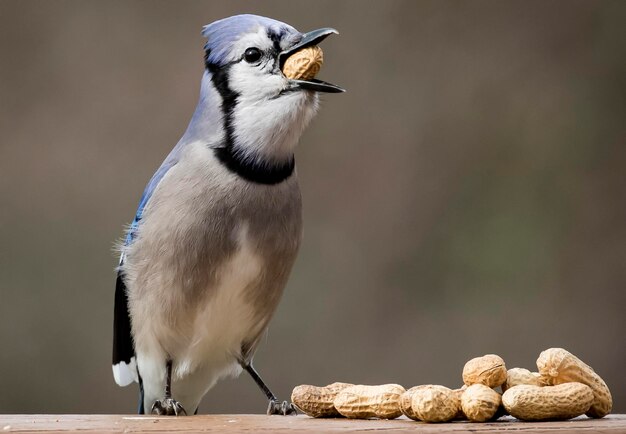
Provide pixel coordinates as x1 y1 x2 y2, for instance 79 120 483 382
289 78 345 93
279 28 345 94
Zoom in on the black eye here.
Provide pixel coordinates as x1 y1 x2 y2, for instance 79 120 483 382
244 47 262 63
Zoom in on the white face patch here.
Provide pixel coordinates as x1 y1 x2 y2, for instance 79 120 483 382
227 27 289 99
221 27 319 164
231 89 318 163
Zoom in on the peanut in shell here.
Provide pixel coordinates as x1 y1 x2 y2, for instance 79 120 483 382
537 348 612 418
410 385 459 423
452 386 468 420
502 367 544 392
461 384 502 422
399 386 424 421
291 382 353 418
333 384 405 419
462 354 507 388
502 383 594 421
282 46 323 80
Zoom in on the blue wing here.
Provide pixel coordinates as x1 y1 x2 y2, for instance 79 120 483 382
113 141 184 386
123 145 183 249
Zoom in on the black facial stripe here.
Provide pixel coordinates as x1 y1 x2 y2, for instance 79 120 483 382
206 59 238 150
266 27 286 54
205 58 295 185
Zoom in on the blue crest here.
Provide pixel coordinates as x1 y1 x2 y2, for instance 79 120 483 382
202 14 299 66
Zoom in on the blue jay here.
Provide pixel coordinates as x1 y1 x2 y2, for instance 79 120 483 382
112 14 343 416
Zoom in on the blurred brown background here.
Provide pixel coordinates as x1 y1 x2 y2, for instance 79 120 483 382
0 0 624 414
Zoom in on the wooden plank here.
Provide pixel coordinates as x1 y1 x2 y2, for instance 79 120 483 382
0 414 624 433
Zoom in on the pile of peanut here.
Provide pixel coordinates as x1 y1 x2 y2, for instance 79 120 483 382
291 348 612 423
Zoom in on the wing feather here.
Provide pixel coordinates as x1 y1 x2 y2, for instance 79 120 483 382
112 141 185 386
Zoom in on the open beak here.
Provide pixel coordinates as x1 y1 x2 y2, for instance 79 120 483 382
279 28 345 93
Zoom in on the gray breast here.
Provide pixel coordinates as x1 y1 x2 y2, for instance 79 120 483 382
123 146 303 360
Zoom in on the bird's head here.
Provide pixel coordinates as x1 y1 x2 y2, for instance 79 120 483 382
193 14 343 176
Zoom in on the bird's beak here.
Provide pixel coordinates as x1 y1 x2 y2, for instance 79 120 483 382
279 28 345 93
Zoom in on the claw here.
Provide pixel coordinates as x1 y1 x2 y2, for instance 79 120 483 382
282 401 297 415
267 399 297 416
151 398 187 416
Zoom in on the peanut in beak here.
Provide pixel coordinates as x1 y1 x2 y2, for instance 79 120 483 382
282 46 324 80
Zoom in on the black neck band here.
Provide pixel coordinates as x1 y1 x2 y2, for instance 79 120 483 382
214 147 295 185
206 56 295 185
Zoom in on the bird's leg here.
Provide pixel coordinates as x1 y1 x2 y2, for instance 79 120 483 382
151 359 187 416
244 363 297 416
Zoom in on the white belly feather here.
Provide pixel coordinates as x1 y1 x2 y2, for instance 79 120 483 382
137 223 267 413
176 223 263 376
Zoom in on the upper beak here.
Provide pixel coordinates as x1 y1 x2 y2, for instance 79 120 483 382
279 28 345 94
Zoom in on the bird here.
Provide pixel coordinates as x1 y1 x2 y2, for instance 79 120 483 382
111 14 343 416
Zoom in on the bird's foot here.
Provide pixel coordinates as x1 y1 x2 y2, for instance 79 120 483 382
267 399 297 416
151 398 187 416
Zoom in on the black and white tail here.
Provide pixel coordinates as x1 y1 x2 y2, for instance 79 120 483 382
112 267 138 386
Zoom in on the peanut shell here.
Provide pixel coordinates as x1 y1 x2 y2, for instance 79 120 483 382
502 368 544 392
399 386 424 421
410 385 459 423
291 382 353 418
282 46 323 80
502 383 594 421
463 354 507 388
537 348 612 418
461 384 502 422
334 384 405 419
452 386 468 420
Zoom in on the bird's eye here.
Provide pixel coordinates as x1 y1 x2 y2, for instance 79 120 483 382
243 47 262 63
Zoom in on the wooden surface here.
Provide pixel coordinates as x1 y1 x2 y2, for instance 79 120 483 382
0 414 624 433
